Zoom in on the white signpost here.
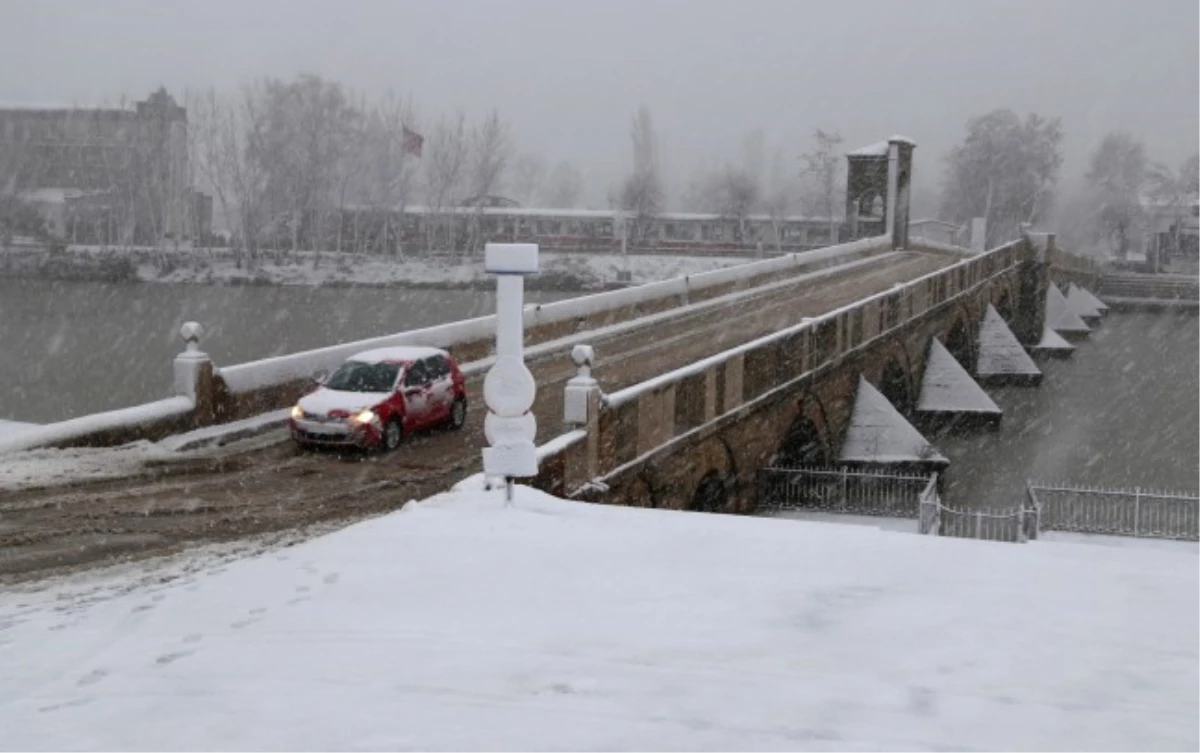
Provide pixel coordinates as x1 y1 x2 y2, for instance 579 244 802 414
482 243 540 504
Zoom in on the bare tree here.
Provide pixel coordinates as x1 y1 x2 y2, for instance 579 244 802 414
684 164 759 243
509 153 545 206
422 112 468 251
464 109 511 254
355 91 419 255
763 147 797 253
243 75 360 255
799 128 844 243
619 105 664 246
540 160 584 208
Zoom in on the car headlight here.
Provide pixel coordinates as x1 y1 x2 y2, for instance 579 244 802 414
291 405 304 420
352 409 377 424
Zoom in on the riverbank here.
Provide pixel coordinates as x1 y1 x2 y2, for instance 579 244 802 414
0 245 750 290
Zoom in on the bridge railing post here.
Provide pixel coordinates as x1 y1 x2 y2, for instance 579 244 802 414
174 321 216 425
564 343 603 481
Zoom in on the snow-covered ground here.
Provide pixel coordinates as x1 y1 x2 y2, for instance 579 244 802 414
53 246 753 288
0 441 171 491
2 482 1195 751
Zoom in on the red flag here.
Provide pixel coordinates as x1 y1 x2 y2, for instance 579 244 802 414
402 126 424 158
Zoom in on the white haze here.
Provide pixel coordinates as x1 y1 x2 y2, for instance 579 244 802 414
0 0 1195 207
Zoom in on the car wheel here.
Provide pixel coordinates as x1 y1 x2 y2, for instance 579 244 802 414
382 418 403 451
449 398 467 430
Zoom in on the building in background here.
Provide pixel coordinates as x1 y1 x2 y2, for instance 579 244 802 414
0 88 210 246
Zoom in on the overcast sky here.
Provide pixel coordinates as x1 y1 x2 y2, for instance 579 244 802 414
1 0 1196 208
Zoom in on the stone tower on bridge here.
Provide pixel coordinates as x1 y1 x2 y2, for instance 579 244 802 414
845 136 915 248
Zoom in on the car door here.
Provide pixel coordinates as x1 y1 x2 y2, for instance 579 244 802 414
425 355 455 423
400 359 433 430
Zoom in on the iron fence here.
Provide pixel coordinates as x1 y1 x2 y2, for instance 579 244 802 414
1027 482 1199 541
756 465 934 518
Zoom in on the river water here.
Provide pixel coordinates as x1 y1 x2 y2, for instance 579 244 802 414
938 309 1199 502
0 279 573 424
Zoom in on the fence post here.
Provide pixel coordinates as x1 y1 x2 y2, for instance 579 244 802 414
841 466 849 507
1133 487 1141 537
974 510 983 540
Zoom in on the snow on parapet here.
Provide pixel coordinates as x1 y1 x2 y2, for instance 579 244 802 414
1066 283 1103 320
917 339 1001 415
1046 283 1092 335
0 396 193 456
977 304 1042 378
840 377 947 465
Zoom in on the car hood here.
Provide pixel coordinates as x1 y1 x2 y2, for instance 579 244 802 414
298 388 391 417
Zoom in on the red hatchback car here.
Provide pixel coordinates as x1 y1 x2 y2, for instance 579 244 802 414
289 346 467 451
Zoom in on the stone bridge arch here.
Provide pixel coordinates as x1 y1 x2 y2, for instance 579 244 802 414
943 305 976 371
685 436 739 514
773 393 832 467
991 280 1016 321
860 340 917 417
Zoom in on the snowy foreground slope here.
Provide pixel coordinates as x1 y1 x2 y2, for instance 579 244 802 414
1 484 1196 751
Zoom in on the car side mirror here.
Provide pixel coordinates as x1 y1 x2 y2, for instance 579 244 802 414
311 369 328 386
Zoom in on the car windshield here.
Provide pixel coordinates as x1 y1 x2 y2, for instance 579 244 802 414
324 361 399 393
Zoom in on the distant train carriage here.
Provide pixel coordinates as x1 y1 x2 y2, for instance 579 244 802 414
324 203 841 256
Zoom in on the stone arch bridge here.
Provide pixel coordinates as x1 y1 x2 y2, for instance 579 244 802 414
534 233 1095 513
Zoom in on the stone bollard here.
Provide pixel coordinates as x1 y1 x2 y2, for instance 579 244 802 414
174 321 216 425
564 343 603 482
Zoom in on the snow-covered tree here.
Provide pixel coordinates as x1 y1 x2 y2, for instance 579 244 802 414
1086 131 1147 257
422 112 469 251
684 164 760 242
799 129 844 242
540 160 584 208
509 153 545 207
941 109 1063 247
618 106 664 245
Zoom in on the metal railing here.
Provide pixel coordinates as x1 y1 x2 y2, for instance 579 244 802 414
757 465 935 518
1027 482 1199 541
937 504 1027 543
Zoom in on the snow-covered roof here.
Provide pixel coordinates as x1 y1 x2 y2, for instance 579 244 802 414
847 141 889 158
888 134 917 146
977 304 1043 378
1045 284 1092 335
0 100 132 112
839 377 947 464
917 339 1001 414
15 187 108 204
349 346 448 364
367 205 840 224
